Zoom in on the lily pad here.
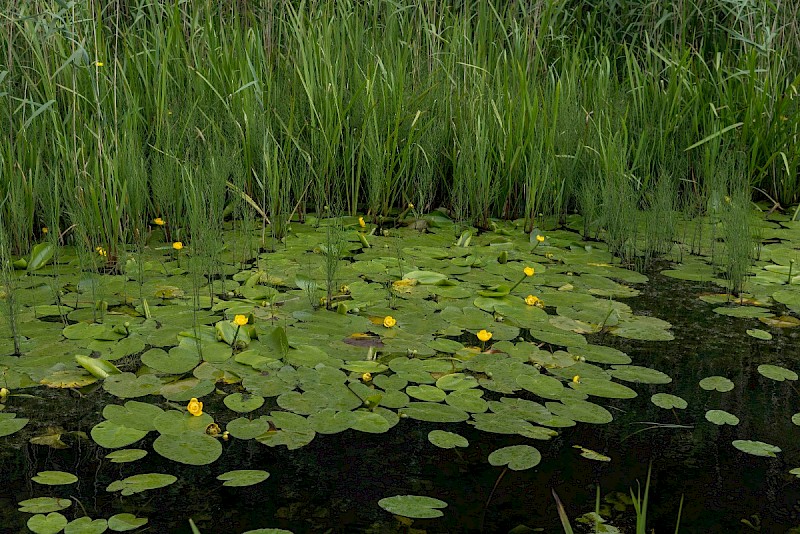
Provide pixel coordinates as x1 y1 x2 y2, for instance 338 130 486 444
427 430 469 449
91 421 148 449
699 376 734 392
28 513 68 534
217 470 270 487
746 329 773 340
0 412 29 437
570 378 637 399
224 392 266 413
32 471 79 485
705 410 739 426
377 495 448 519
399 402 469 423
18 497 72 513
650 393 687 410
64 517 109 534
609 365 672 384
406 385 447 402
545 400 613 424
106 473 178 495
757 364 797 381
732 440 781 458
153 432 223 465
573 445 611 461
106 449 148 463
488 444 542 470
107 514 148 532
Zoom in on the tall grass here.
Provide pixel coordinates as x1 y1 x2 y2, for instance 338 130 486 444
1 0 797 262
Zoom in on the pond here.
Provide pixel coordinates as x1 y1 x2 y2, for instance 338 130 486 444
1 215 800 533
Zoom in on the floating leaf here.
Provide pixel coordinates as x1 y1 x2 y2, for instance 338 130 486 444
705 410 739 426
0 412 29 437
224 392 265 413
406 385 446 402
64 517 108 534
573 445 611 462
153 432 223 465
650 393 687 410
793 413 800 426
28 512 68 534
790 468 800 479
698 376 734 392
757 364 797 382
746 329 772 340
377 495 448 519
217 470 270 487
75 355 121 379
609 365 672 384
427 430 469 449
103 401 164 432
32 471 78 485
570 378 637 399
107 514 148 532
399 402 469 423
106 473 178 496
18 497 72 514
27 242 55 271
488 444 542 470
732 440 781 457
91 421 148 449
545 400 613 424
106 449 148 463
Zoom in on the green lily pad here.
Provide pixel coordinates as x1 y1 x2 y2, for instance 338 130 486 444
141 347 199 374
609 365 672 384
792 413 800 426
224 392 266 413
746 328 773 340
488 444 542 470
705 410 739 426
545 400 613 424
32 471 79 485
427 430 469 449
435 373 479 391
153 432 222 465
64 517 108 534
569 378 637 399
573 445 611 461
445 389 488 413
307 409 354 435
28 512 68 534
349 410 393 433
106 449 148 463
106 473 178 496
377 495 448 519
732 440 781 457
0 412 29 437
399 402 469 423
226 417 271 440
406 385 447 402
103 373 163 399
102 401 164 431
91 421 148 449
106 514 148 532
516 374 564 400
18 498 72 514
568 344 631 365
699 376 734 392
217 470 270 487
757 364 798 381
650 393 687 409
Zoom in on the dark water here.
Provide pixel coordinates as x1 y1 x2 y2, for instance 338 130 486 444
1 269 800 533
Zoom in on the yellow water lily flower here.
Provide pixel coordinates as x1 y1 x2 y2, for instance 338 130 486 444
42 227 48 234
187 397 203 417
383 315 397 328
153 217 165 226
96 246 107 257
408 203 414 209
477 329 492 342
572 375 581 384
536 235 545 243
95 61 104 67
233 314 248 326
525 295 543 307
358 216 366 228
0 387 8 399
361 372 372 382
524 266 535 277
172 241 183 250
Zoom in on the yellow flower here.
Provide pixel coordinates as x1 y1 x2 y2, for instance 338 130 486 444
42 227 48 234
358 216 366 228
477 329 492 342
383 315 397 328
361 372 372 382
172 241 183 250
233 314 248 326
95 61 104 67
536 235 545 243
187 397 203 417
525 295 542 307
408 203 414 209
96 246 107 257
524 266 535 277
572 375 581 384
0 387 8 399
153 217 165 226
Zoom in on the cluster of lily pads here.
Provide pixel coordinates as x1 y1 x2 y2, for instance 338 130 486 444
1 212 798 529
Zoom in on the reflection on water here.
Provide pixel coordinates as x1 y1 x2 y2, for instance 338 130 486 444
1 269 800 533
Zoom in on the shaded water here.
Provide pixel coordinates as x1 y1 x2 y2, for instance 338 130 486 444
1 268 799 533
